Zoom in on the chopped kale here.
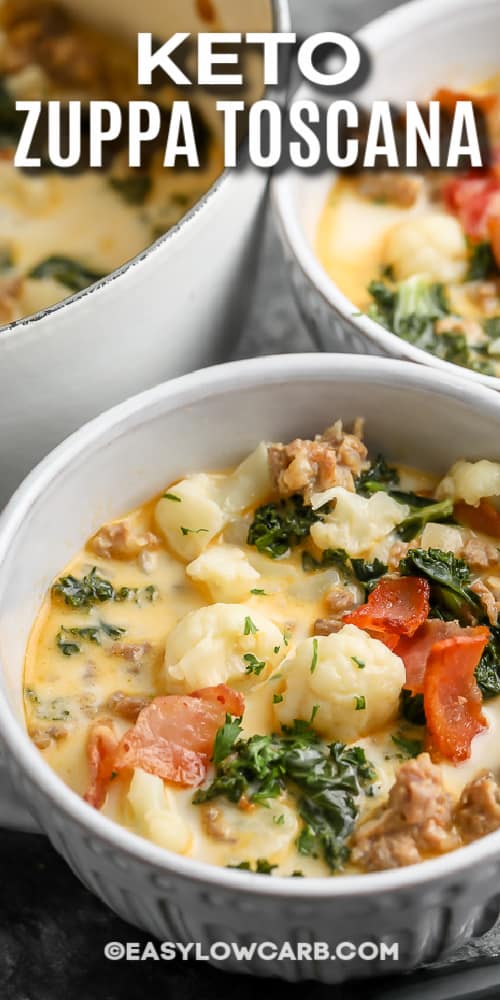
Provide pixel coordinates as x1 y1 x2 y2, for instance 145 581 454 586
350 557 388 583
466 241 498 282
194 719 375 871
399 547 481 623
400 689 426 726
395 497 455 543
301 548 349 573
475 626 500 699
356 454 399 496
53 567 115 608
109 175 152 205
391 732 424 758
56 620 126 655
248 495 326 559
29 256 104 292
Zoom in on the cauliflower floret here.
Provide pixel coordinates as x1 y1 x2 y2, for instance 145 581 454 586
309 487 408 558
155 446 272 563
163 603 284 694
222 442 273 515
127 768 192 853
421 522 463 553
155 474 225 562
383 213 468 283
186 544 260 602
274 625 405 742
437 460 500 508
201 799 298 864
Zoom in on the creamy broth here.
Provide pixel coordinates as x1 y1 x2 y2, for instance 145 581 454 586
24 423 500 876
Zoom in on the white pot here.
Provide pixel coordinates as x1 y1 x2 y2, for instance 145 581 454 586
273 0 500 388
2 353 500 982
0 0 289 506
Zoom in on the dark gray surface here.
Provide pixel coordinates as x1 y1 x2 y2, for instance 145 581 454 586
3 2 500 998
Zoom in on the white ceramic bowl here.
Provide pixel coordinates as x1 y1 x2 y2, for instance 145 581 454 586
3 354 500 982
0 0 289 507
273 0 500 388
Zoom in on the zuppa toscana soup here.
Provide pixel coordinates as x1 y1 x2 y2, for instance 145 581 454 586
24 421 500 875
0 0 223 325
317 84 500 377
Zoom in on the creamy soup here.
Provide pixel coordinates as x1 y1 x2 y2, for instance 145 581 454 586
0 0 224 325
24 420 500 876
317 81 500 377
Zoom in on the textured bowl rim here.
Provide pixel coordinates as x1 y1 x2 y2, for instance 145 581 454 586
2 352 500 897
272 0 500 391
0 0 289 344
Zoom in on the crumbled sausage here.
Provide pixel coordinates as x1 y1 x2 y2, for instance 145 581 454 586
29 723 69 748
455 772 500 843
105 690 151 722
360 172 424 208
313 617 343 636
470 578 499 626
462 537 500 571
351 753 458 871
325 585 358 616
466 280 500 313
268 420 367 503
201 804 239 843
88 522 161 561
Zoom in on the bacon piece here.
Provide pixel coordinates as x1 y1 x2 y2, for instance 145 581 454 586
455 499 500 541
397 619 464 693
84 720 119 809
424 631 489 762
433 88 498 115
112 685 244 788
343 577 430 639
443 174 500 241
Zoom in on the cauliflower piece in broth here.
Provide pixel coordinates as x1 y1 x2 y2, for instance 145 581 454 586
383 213 468 284
186 544 260 602
163 603 284 694
437 460 500 508
274 626 405 742
310 487 408 558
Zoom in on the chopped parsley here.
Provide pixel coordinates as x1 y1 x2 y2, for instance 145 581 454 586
163 493 182 502
244 616 258 636
243 653 266 676
354 695 366 711
352 657 365 670
273 693 284 704
180 526 209 536
310 637 319 674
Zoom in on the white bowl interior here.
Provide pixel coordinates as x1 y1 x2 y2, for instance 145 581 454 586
1 355 500 735
275 0 500 385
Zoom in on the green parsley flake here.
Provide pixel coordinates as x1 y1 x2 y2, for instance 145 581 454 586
244 616 258 636
310 637 319 674
354 695 366 711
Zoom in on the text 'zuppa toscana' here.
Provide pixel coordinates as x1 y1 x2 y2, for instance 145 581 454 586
24 421 500 875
